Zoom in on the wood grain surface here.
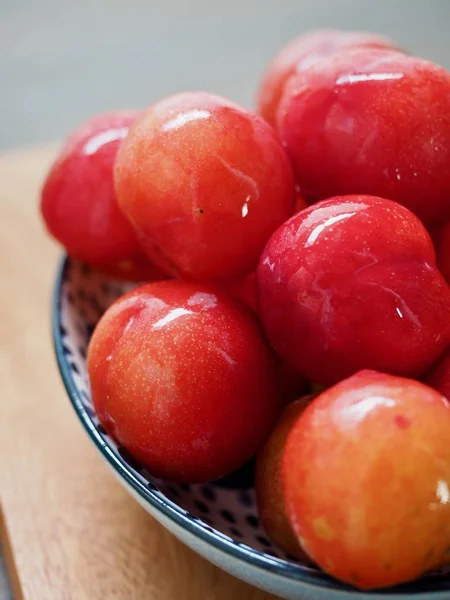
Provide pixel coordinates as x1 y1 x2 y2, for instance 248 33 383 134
0 145 279 600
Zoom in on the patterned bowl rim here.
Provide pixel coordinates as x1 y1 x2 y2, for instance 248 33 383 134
52 255 450 598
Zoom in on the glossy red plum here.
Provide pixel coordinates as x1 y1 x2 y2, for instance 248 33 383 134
255 397 311 560
283 371 450 589
256 29 401 126
278 49 450 228
41 111 158 276
87 280 282 483
220 272 307 402
114 92 295 281
257 195 450 386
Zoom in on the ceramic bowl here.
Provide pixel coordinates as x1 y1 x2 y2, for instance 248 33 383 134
53 256 450 600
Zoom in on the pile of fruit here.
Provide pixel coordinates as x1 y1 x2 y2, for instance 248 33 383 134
41 29 450 590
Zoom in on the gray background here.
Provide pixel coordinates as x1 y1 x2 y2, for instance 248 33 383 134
2 0 450 152
1 0 450 597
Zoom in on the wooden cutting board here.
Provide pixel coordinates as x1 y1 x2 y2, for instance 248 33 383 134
0 145 279 600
